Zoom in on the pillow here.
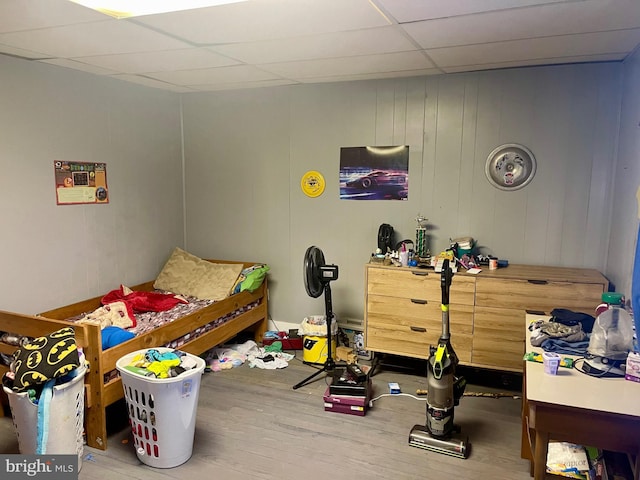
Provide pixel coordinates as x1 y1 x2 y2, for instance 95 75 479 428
11 327 80 392
240 265 270 292
154 247 243 301
101 326 135 350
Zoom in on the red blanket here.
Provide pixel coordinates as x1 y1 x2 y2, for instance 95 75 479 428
102 285 188 315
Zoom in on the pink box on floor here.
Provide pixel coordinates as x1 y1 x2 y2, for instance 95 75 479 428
323 387 369 416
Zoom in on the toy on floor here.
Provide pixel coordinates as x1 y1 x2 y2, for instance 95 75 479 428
336 346 357 364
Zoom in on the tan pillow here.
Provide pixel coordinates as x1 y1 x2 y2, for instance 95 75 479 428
154 247 243 301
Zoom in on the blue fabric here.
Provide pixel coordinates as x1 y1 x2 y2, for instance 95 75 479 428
36 379 55 454
101 326 135 350
540 337 590 356
35 366 85 454
633 223 640 350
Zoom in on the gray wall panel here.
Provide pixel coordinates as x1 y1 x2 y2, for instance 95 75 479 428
0 55 183 313
183 63 622 326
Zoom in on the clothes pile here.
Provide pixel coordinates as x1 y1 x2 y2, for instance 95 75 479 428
529 309 595 355
206 340 294 371
120 348 200 379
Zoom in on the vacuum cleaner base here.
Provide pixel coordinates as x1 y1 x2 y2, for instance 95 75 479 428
408 425 469 459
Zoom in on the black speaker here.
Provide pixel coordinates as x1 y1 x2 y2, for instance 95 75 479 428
378 223 394 254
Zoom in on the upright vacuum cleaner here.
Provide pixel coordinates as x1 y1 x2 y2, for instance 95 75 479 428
409 259 469 458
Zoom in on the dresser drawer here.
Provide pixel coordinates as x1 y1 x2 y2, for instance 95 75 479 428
472 306 525 370
475 277 603 314
366 324 472 362
367 294 473 334
367 267 475 305
366 294 473 361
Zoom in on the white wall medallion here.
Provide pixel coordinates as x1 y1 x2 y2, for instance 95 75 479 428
485 143 536 191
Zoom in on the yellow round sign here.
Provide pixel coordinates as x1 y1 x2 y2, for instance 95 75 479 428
301 170 325 198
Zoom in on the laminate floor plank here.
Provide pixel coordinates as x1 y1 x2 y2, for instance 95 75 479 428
0 354 533 479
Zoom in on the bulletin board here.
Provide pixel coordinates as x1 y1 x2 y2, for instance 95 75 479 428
54 161 109 205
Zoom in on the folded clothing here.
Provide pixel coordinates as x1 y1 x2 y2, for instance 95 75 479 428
530 321 587 347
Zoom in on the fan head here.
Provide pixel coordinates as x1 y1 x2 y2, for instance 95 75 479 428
304 246 326 298
303 246 339 298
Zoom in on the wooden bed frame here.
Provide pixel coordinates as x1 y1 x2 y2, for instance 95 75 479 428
0 259 268 451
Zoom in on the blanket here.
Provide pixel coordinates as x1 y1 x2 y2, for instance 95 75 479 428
78 285 187 330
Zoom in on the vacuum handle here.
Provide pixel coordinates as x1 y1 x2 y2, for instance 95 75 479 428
441 259 451 305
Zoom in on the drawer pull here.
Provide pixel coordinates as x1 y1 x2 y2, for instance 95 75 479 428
527 279 548 285
410 299 428 304
410 326 427 332
526 309 546 315
411 271 429 276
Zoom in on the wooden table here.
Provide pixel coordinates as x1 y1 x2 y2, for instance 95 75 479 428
521 314 640 479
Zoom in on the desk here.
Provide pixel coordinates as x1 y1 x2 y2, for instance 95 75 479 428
521 314 640 479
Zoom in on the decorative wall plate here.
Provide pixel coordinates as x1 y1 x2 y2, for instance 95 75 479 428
301 170 325 197
485 143 536 191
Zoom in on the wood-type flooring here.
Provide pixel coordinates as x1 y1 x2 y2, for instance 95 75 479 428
0 352 533 480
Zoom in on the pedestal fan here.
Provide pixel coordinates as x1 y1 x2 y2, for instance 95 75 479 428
292 246 339 390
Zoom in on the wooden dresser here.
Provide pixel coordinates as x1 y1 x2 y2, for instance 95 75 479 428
364 263 609 372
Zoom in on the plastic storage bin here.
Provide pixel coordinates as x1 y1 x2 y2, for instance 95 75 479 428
302 335 337 364
2 366 86 470
116 348 206 468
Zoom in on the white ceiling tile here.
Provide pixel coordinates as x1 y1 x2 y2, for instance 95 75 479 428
39 58 116 75
108 74 195 92
440 54 626 73
0 44 49 59
298 68 440 84
376 0 569 23
426 29 640 67
144 65 283 86
187 79 299 92
261 51 434 79
0 0 107 33
75 48 240 74
136 0 390 44
0 0 639 91
0 20 189 58
209 26 418 64
402 0 640 49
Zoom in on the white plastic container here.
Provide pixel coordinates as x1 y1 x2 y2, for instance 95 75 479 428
116 348 205 468
3 366 86 471
542 352 560 375
589 304 634 359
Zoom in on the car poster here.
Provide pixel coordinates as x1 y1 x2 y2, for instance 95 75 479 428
54 161 109 205
339 146 409 200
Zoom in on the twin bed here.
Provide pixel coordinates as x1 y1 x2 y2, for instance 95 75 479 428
0 254 269 451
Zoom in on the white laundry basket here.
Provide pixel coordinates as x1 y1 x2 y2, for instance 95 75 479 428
3 366 86 471
116 348 206 469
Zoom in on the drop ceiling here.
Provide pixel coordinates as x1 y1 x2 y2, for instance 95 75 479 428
1 0 639 93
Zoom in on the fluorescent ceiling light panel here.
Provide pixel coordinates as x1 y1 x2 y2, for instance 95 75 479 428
69 0 246 19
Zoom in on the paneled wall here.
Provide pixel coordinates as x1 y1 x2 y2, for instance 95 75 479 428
608 48 640 297
0 54 184 313
182 62 622 326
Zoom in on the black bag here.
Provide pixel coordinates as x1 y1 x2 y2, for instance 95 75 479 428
550 308 596 334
